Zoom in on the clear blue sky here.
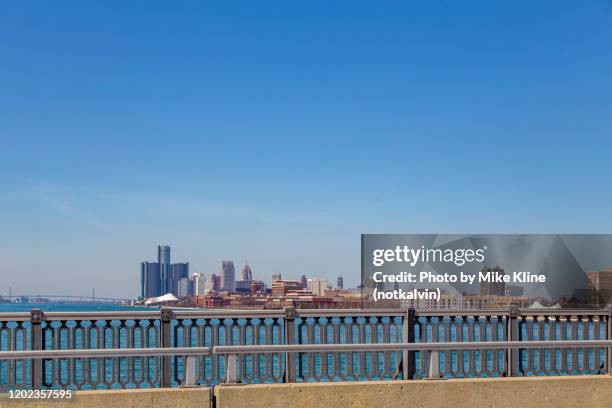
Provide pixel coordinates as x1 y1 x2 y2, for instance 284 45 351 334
1 1 611 298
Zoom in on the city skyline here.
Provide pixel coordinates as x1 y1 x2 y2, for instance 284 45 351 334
2 1 612 298
139 244 348 300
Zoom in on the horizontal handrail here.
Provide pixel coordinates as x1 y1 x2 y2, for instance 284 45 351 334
0 347 210 360
1 340 610 360
215 340 612 354
0 307 609 321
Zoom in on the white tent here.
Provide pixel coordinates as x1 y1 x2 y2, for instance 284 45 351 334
528 300 562 309
144 293 178 305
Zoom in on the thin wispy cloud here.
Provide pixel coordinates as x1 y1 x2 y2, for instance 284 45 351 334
8 182 330 231
6 182 136 231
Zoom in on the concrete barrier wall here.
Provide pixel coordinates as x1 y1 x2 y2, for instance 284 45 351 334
2 376 612 408
0 388 210 408
216 376 612 408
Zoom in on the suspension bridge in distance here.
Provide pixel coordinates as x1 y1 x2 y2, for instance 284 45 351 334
0 293 129 304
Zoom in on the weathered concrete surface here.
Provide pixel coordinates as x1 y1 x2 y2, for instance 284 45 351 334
0 388 210 408
2 376 611 408
215 375 612 408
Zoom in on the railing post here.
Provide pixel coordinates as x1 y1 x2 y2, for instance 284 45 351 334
183 355 197 387
30 309 44 389
507 304 519 377
160 308 173 388
403 308 416 380
428 350 440 379
608 305 612 374
284 307 297 383
225 354 239 383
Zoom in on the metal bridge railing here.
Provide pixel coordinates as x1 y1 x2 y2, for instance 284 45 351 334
0 307 610 390
2 340 611 385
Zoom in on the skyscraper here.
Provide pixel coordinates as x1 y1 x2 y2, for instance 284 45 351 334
337 276 344 290
241 263 253 281
211 274 221 290
158 245 171 294
271 273 282 282
221 261 235 292
170 262 189 296
177 277 190 298
191 273 206 296
300 275 308 289
140 262 161 298
139 245 191 297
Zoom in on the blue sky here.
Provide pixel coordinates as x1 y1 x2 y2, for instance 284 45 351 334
1 1 612 298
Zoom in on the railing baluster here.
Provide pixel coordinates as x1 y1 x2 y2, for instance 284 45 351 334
333 318 341 379
560 317 568 374
547 317 556 375
443 317 452 376
490 316 499 375
240 322 247 382
582 317 589 372
467 317 475 377
478 316 486 376
358 319 366 379
571 316 578 373
526 317 534 374
321 317 330 380
264 320 272 380
456 317 465 377
254 320 262 381
537 317 545 375
593 316 600 373
346 318 354 379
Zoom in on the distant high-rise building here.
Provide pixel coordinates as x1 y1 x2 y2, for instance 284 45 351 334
235 280 250 292
187 278 196 297
169 262 189 296
139 245 191 297
221 261 236 292
300 275 308 289
191 273 206 296
480 266 506 296
241 263 253 281
158 245 171 264
140 262 161 298
211 274 221 290
158 245 171 294
308 278 329 296
204 275 215 293
337 276 344 290
204 273 222 292
177 277 190 297
271 273 282 282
